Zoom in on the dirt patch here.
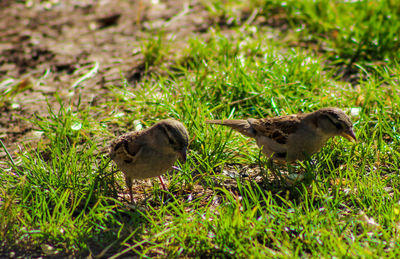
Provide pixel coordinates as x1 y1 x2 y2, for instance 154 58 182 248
0 0 213 162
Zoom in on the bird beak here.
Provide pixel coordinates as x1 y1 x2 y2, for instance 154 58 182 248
341 128 357 142
178 147 187 162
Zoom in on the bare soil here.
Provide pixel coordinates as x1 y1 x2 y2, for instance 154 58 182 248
0 0 214 161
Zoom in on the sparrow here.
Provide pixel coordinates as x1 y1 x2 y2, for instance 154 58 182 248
206 107 356 162
109 119 189 203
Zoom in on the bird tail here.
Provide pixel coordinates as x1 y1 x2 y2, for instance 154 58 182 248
205 119 256 137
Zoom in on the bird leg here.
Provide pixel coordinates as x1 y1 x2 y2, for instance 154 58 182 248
267 158 287 184
267 158 279 180
125 176 134 204
158 176 168 191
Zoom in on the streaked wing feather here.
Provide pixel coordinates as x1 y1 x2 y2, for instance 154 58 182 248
248 115 301 145
110 132 143 162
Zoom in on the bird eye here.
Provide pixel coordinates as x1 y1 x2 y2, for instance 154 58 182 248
335 122 343 130
167 136 176 145
159 125 176 145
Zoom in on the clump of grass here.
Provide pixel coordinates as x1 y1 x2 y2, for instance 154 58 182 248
203 0 400 70
0 97 137 255
139 30 171 70
259 0 400 65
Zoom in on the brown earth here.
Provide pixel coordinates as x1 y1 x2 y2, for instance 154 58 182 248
0 0 217 162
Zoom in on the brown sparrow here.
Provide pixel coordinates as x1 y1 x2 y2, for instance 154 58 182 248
206 107 356 162
109 119 189 203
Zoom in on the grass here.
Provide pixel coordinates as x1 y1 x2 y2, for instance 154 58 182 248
1 0 400 257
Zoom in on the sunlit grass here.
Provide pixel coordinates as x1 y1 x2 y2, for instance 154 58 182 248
1 1 400 257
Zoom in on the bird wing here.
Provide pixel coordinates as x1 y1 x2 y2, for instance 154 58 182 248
109 132 143 163
248 115 302 145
